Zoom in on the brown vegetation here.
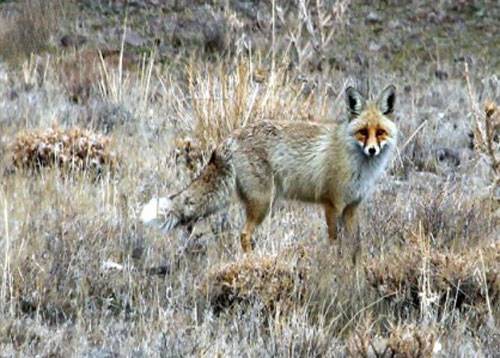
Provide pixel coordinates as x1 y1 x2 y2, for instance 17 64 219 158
0 0 498 355
201 245 311 312
347 321 440 357
366 235 499 319
11 127 118 173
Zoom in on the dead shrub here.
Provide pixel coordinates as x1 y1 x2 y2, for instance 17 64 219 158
477 100 500 189
170 6 228 53
11 127 119 174
366 236 499 317
465 65 500 194
347 320 440 357
200 246 311 313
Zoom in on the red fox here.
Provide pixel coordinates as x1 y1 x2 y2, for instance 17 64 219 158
141 85 397 257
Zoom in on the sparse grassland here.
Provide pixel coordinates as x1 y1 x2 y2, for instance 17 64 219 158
0 0 498 356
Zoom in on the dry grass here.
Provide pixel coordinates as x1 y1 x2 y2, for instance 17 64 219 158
366 233 499 322
58 49 135 104
0 0 498 356
183 59 333 153
0 0 71 63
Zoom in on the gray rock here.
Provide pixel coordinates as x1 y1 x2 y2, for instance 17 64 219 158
435 147 460 166
125 29 147 47
60 34 87 49
366 11 382 24
90 102 134 133
435 70 449 80
368 42 382 52
388 19 401 29
167 6 228 53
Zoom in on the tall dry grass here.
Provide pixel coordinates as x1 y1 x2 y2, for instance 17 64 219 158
0 1 498 356
0 0 73 63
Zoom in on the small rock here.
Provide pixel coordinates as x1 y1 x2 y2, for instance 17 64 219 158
127 0 144 7
125 29 147 47
101 260 124 271
146 265 171 276
8 89 18 100
60 34 87 49
354 53 367 66
427 10 446 24
388 19 401 29
131 246 144 260
366 11 382 24
90 101 134 133
435 70 449 80
368 42 381 52
435 147 460 166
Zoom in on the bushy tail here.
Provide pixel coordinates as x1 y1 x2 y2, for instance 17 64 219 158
141 144 235 232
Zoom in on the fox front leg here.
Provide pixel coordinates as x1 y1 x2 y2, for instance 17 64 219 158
342 202 361 264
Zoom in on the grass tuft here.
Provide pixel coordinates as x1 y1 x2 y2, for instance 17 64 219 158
366 234 499 321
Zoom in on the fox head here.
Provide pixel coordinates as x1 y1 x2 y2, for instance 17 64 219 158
345 85 397 158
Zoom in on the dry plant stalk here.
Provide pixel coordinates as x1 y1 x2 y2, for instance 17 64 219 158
291 0 350 70
11 127 118 173
464 64 500 192
186 59 329 153
481 101 500 186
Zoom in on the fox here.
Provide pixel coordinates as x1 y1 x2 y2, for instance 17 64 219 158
141 85 397 257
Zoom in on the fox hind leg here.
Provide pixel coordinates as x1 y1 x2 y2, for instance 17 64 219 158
324 203 339 243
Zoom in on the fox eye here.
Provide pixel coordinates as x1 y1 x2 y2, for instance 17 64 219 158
358 129 368 136
376 129 386 136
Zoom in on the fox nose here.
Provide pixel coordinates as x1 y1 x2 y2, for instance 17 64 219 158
368 147 376 156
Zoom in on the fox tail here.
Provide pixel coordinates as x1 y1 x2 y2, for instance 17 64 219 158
140 144 235 232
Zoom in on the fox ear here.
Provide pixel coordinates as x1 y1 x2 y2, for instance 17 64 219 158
345 87 365 120
377 85 396 115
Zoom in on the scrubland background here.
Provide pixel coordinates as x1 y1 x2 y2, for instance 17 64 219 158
0 0 498 356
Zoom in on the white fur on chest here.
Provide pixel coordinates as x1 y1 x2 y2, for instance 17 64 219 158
344 149 392 204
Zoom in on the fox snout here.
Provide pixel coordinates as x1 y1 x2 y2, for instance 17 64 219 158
366 145 379 157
